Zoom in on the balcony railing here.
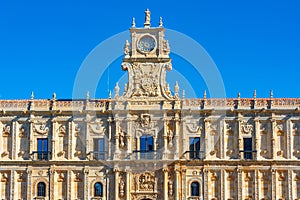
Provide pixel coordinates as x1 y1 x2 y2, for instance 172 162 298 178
239 150 257 160
88 151 108 160
181 151 205 160
31 151 51 161
131 150 162 160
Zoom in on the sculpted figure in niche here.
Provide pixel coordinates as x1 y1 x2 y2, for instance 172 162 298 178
167 123 174 147
119 127 126 148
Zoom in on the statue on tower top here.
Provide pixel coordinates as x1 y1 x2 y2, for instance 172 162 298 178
144 8 151 28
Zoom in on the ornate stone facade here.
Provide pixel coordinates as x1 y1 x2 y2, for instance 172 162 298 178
0 10 300 200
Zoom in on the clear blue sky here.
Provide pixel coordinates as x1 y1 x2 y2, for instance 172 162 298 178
0 0 299 99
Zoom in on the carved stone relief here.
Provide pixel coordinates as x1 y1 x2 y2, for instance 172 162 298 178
240 120 253 135
33 121 50 135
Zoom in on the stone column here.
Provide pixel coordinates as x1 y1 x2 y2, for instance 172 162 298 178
220 120 224 159
114 120 121 159
10 170 14 200
271 169 276 199
114 168 119 200
287 119 292 159
67 170 72 200
271 118 276 159
67 121 72 160
204 119 210 159
254 118 260 160
163 167 169 200
288 170 293 200
84 168 89 199
220 169 225 200
51 119 57 161
163 118 168 159
174 165 180 200
237 168 243 200
12 121 17 160
203 169 209 200
126 169 131 200
26 168 32 200
181 168 187 199
49 168 55 200
175 113 180 159
107 117 112 159
29 119 34 158
237 117 243 159
85 118 90 158
255 170 259 200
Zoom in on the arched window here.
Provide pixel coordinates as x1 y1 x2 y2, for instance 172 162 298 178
94 182 103 197
37 182 46 197
191 181 200 196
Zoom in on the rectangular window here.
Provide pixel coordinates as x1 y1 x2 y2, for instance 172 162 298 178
243 138 253 159
189 137 201 159
94 138 105 160
140 135 153 151
37 138 48 160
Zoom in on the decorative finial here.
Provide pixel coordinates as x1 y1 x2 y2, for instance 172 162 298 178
144 9 151 28
132 17 136 27
159 17 163 27
114 82 120 98
174 81 180 99
238 92 241 98
182 90 185 99
109 90 112 99
31 91 34 100
253 90 257 99
124 40 130 57
86 91 90 100
270 90 273 98
52 92 56 101
203 90 207 99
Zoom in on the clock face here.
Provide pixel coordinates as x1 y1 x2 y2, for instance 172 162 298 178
137 35 156 53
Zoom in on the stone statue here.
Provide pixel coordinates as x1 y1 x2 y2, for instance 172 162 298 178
119 128 125 148
144 9 151 27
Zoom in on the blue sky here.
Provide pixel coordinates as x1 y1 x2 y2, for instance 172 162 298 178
0 0 299 99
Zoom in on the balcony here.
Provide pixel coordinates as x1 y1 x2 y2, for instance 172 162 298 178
88 151 108 160
181 151 205 160
131 150 162 160
239 150 257 160
30 151 51 161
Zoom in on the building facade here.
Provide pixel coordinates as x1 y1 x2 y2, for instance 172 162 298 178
0 10 300 200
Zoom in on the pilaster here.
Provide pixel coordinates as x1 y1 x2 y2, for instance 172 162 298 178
271 168 276 199
203 168 209 200
254 118 260 160
12 121 17 160
49 167 55 200
10 170 14 200
125 169 131 200
271 118 276 159
84 167 89 200
114 168 119 200
26 168 32 200
163 167 169 200
237 167 243 200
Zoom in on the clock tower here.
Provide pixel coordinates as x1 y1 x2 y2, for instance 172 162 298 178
119 9 176 101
